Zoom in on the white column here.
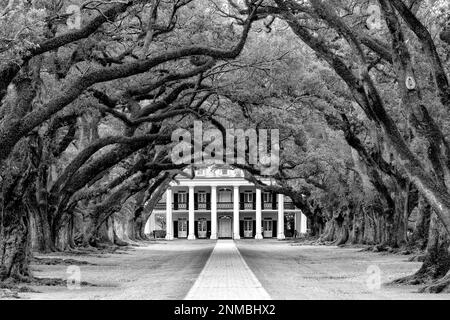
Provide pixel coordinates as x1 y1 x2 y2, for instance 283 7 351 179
145 212 155 235
165 188 173 240
277 194 285 240
300 211 308 234
255 188 263 239
233 186 240 239
210 186 217 239
294 211 308 235
188 186 196 240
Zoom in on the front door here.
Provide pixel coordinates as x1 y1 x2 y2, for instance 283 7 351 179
263 220 273 238
218 216 232 238
198 219 207 238
178 218 187 238
244 220 253 238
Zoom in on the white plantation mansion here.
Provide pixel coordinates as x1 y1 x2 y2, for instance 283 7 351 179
145 166 307 239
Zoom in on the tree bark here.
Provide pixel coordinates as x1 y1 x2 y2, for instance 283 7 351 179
0 136 38 281
394 211 450 285
0 203 32 281
409 194 432 250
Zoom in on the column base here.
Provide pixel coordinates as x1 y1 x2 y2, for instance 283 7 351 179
165 234 174 240
210 234 217 240
277 234 286 240
255 234 263 240
188 234 196 240
233 234 241 240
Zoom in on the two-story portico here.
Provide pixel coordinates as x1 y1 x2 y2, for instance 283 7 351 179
145 167 307 239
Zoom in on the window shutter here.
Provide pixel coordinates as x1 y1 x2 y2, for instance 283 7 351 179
194 221 198 238
272 221 277 238
207 221 211 238
173 221 178 238
206 193 211 210
272 192 277 210
174 193 178 210
194 193 198 210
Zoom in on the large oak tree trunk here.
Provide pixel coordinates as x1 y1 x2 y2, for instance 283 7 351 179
28 201 55 253
0 203 32 281
394 211 450 286
0 69 40 281
350 203 365 244
409 194 431 250
416 213 450 281
0 138 38 281
54 216 76 251
132 214 146 240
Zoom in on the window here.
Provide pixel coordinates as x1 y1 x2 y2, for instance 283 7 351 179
219 188 232 202
263 192 272 203
178 192 187 203
244 192 253 203
198 192 207 203
197 169 205 176
178 218 187 231
221 169 228 175
198 219 207 231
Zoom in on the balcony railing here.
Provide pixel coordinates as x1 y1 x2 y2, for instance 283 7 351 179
243 202 254 210
196 203 212 210
154 201 298 211
263 203 273 209
217 202 233 209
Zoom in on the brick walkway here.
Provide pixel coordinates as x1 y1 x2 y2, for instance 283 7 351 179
184 240 271 300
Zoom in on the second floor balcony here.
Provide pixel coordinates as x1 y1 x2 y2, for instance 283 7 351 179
154 201 297 211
